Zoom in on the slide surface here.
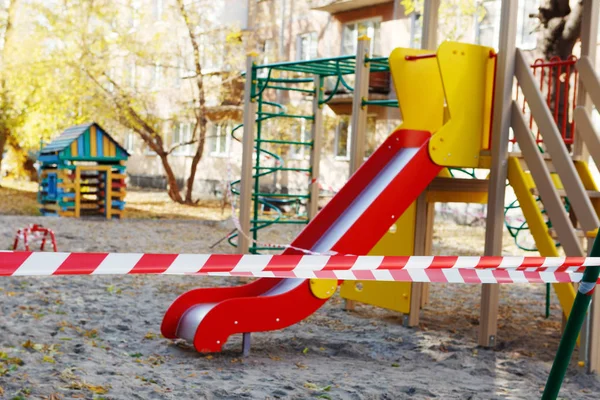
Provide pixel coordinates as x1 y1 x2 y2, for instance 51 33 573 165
161 129 442 352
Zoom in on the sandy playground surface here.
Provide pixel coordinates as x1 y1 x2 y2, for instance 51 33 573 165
1 215 600 399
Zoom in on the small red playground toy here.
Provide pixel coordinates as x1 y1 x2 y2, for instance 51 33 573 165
12 224 57 252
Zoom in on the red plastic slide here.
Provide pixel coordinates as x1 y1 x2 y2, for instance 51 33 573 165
161 129 442 352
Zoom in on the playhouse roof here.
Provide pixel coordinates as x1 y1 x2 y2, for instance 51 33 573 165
40 122 130 160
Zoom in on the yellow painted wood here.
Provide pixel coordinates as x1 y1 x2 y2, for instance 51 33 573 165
106 169 112 219
309 279 338 299
70 141 78 157
388 48 445 133
75 168 81 218
574 160 600 218
90 125 97 157
428 42 495 167
426 191 488 204
58 183 76 190
507 157 576 319
42 204 61 211
103 135 109 157
340 202 417 314
41 169 58 177
112 174 126 180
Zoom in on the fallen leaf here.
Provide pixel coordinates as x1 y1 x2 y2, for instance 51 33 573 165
304 382 319 390
22 340 34 349
83 329 98 339
129 353 143 358
43 355 56 363
85 383 108 394
302 347 309 354
391 363 400 367
144 332 156 340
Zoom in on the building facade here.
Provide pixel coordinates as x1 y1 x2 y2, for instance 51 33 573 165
122 0 543 199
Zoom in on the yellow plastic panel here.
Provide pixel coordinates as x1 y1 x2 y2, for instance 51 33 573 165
309 279 338 300
507 157 575 320
388 48 445 133
428 42 495 167
340 202 417 314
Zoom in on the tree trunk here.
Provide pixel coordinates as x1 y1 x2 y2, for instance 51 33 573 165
185 128 206 204
0 128 7 180
177 0 208 205
0 0 19 174
157 150 184 203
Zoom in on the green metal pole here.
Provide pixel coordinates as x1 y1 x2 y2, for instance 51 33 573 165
542 234 600 399
546 283 551 319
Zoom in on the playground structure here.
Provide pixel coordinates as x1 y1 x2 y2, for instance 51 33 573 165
161 0 600 379
38 122 129 219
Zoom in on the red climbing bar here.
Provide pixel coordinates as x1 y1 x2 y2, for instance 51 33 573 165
404 53 436 61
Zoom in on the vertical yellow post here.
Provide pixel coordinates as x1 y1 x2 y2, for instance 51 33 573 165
106 169 112 219
75 167 81 218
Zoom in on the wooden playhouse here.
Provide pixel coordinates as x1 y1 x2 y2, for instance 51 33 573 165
38 122 129 218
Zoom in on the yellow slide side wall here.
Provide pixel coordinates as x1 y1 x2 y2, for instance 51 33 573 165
340 202 417 313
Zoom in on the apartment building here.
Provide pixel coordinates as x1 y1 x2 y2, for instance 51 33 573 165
123 0 542 198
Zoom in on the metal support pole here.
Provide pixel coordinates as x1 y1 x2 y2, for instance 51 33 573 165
238 54 257 254
479 0 518 347
349 36 370 175
421 0 440 50
308 75 323 219
542 235 600 399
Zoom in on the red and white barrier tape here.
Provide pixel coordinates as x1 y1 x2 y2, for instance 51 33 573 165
1 252 600 284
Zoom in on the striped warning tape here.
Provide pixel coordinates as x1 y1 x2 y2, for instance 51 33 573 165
1 252 600 284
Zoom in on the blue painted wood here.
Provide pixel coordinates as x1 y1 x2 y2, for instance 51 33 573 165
77 135 84 156
97 132 104 156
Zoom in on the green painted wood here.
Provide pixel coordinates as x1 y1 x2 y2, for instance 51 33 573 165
83 128 90 157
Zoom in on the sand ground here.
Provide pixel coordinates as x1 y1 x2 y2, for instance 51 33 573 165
1 215 600 399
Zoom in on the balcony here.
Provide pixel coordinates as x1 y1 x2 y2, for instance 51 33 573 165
310 0 393 14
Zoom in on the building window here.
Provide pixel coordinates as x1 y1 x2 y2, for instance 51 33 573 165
209 121 233 156
409 12 423 48
262 38 275 64
335 117 351 159
151 63 163 90
200 33 224 72
341 19 381 56
127 62 137 89
154 0 163 20
172 122 193 155
516 0 538 50
297 32 318 61
125 130 136 153
106 67 116 93
130 0 142 29
290 120 311 159
334 116 377 160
